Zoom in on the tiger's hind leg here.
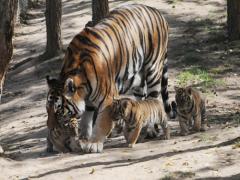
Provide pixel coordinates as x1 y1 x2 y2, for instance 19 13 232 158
161 56 177 119
132 73 146 100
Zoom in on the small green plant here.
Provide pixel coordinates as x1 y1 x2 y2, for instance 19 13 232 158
161 175 173 180
197 134 217 142
161 171 195 180
233 141 240 149
176 67 224 90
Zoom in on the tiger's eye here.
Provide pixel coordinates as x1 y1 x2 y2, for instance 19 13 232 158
48 95 53 101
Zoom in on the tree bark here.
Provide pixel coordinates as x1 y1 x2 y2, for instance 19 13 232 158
14 0 20 25
44 0 62 59
92 0 109 25
0 0 17 101
227 0 240 41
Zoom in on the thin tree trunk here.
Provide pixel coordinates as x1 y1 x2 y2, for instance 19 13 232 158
0 0 17 101
92 0 109 25
43 0 62 59
227 0 240 41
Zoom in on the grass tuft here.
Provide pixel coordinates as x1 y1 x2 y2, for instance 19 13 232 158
176 67 224 90
160 171 195 180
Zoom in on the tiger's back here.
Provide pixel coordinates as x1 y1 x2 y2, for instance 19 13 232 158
61 4 171 112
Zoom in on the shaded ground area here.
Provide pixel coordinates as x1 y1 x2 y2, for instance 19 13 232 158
0 0 239 179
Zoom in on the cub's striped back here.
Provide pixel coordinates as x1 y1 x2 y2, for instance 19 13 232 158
111 97 170 147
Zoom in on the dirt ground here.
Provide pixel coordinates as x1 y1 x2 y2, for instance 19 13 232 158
0 0 240 179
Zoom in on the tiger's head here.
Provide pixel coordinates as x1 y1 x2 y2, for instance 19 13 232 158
174 86 193 112
61 46 93 117
46 75 80 130
111 97 134 122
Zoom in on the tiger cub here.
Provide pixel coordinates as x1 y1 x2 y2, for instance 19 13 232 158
46 76 81 153
111 97 170 148
174 86 207 136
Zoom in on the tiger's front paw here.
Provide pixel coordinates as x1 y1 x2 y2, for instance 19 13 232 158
80 140 103 153
46 146 54 153
128 144 135 148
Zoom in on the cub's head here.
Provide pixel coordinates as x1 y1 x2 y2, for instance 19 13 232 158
174 86 193 111
111 98 134 122
46 75 81 130
46 76 64 129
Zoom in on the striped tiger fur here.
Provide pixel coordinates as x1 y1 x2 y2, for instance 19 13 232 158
174 86 208 136
60 4 176 153
110 97 170 148
46 76 81 153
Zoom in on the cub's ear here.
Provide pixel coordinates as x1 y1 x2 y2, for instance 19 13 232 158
64 78 76 98
46 75 52 88
187 87 192 95
121 99 130 110
174 86 180 92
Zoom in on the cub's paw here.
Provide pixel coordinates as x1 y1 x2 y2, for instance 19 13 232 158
80 140 103 153
162 133 170 140
162 128 170 140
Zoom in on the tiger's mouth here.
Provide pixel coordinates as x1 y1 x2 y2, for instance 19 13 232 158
73 100 86 118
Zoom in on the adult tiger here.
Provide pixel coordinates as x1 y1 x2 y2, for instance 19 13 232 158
60 4 176 153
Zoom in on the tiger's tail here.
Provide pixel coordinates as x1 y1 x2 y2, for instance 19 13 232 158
161 54 177 119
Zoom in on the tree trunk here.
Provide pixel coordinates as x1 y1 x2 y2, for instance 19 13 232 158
227 0 240 41
44 0 62 59
92 0 109 25
0 0 17 101
14 0 20 25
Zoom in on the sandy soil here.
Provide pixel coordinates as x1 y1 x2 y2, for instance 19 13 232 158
0 0 240 179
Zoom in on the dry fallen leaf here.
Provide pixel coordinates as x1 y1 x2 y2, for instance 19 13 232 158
90 168 95 174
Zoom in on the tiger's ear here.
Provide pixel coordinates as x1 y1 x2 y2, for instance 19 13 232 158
64 78 76 98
